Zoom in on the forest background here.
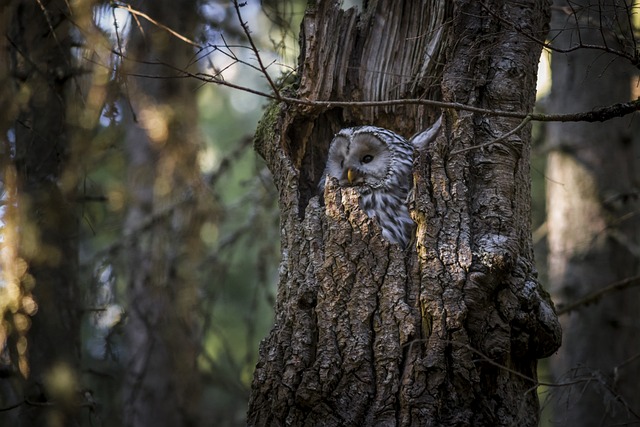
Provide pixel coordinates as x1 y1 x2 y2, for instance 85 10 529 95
1 1 639 426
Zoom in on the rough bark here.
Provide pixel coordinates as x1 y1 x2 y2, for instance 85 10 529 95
248 1 561 426
120 2 205 426
546 1 640 425
0 1 82 426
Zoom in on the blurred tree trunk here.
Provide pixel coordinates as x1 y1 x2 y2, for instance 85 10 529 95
120 1 206 426
1 1 82 426
547 1 640 425
248 1 560 426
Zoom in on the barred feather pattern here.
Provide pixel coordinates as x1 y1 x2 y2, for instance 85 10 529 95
320 126 415 247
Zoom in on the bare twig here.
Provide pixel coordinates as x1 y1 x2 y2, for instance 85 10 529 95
0 397 96 412
0 400 23 412
616 352 640 372
407 339 606 390
480 2 640 66
231 0 281 99
100 2 640 125
164 65 640 123
450 116 533 156
112 2 201 47
557 274 640 315
111 6 138 122
622 0 637 54
405 339 640 421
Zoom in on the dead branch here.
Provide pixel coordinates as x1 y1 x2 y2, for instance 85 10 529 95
481 2 640 67
128 63 640 123
557 274 640 315
102 2 640 125
231 0 281 99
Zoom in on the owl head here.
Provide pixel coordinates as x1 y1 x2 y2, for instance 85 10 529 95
318 119 441 246
320 126 414 193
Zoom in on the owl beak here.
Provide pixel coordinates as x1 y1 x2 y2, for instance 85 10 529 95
347 168 355 184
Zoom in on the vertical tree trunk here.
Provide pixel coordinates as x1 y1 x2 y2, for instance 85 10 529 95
121 2 205 426
248 1 561 426
1 1 82 426
547 1 640 425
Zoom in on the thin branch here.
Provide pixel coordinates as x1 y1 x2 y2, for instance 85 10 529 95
0 397 96 412
409 339 604 390
111 6 125 58
0 400 23 412
616 352 640 372
126 64 640 122
557 274 640 315
423 340 640 420
69 3 640 127
450 116 533 156
204 135 253 187
231 0 281 99
35 0 62 46
480 2 640 67
99 3 639 125
202 35 274 79
598 1 607 50
178 66 640 122
111 6 137 122
622 0 637 54
112 2 201 48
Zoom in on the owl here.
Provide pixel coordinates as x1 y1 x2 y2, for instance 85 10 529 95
319 119 441 247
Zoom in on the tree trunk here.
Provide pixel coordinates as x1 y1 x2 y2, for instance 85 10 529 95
546 1 640 425
1 1 82 426
248 1 561 426
120 2 205 426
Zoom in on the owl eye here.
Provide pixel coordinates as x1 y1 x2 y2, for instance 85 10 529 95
361 155 374 164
